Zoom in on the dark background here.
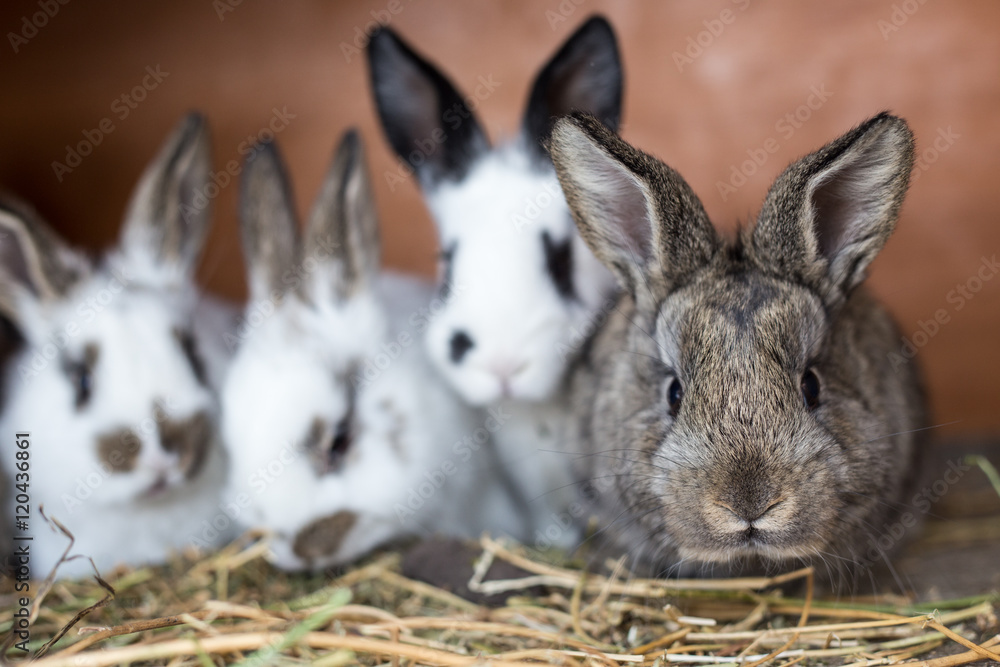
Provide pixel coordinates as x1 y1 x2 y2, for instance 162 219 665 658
1 0 998 434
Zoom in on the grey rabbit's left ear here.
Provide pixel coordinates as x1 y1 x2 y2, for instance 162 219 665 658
119 112 212 279
548 112 717 303
303 129 381 300
749 112 915 306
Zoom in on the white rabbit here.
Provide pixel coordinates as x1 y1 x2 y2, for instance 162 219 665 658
220 130 525 571
0 113 235 580
367 16 623 548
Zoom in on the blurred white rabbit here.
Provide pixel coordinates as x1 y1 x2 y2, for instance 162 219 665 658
367 16 625 548
220 130 524 571
0 113 235 579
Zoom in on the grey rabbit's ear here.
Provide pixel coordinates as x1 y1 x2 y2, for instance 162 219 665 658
0 198 89 330
239 140 301 303
367 27 489 189
522 15 623 164
749 112 915 306
304 129 380 300
548 113 717 300
120 112 213 280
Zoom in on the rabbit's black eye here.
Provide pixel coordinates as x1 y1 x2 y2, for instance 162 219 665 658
174 328 207 387
328 417 353 469
801 368 821 409
73 365 93 409
65 343 99 411
438 242 457 300
666 377 684 418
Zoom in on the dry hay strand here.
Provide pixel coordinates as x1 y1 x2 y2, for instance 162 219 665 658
1 533 998 666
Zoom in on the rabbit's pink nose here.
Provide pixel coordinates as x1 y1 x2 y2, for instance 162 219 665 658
489 358 529 382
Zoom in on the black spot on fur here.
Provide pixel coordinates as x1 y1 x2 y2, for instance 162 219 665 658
174 328 207 387
439 242 457 300
542 231 576 300
449 330 474 363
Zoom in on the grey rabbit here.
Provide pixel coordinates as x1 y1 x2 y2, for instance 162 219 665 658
548 111 927 581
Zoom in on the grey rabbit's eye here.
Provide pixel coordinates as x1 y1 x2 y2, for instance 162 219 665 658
801 368 821 409
666 377 683 418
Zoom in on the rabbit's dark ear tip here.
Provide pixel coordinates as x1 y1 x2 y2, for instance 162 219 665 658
579 14 614 33
367 25 402 52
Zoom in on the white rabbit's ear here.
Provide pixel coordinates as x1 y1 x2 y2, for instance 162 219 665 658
119 112 212 283
239 140 301 303
522 15 623 164
0 198 89 330
750 112 914 307
303 129 380 300
367 27 489 188
549 113 717 301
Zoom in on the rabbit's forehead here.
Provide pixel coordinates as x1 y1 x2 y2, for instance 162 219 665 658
49 284 191 354
657 272 826 368
428 146 574 241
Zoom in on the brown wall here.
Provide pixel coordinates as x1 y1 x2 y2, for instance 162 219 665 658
1 0 998 433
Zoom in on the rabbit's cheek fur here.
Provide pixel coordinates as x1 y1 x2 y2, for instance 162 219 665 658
423 150 614 405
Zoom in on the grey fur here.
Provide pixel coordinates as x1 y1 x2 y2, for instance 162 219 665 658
550 112 926 580
239 130 381 303
0 197 89 325
305 129 381 299
120 112 212 274
239 141 301 301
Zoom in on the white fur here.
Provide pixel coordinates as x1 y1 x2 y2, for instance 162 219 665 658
221 271 525 571
369 22 624 549
0 256 233 579
0 115 235 579
422 144 614 548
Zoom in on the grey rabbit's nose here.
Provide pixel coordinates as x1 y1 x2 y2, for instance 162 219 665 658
449 330 475 363
715 497 783 525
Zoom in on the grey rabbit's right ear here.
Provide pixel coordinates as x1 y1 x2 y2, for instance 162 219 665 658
0 198 89 330
749 112 915 307
367 27 490 189
522 15 623 164
548 113 718 301
239 140 301 303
